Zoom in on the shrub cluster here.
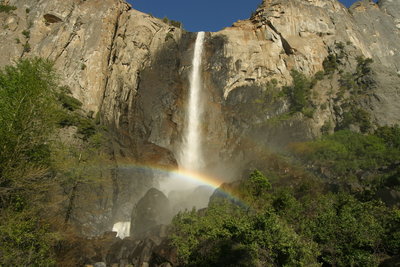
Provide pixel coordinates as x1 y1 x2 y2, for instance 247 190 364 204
171 169 400 266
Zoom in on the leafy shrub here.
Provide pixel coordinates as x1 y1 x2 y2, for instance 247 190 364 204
57 87 82 111
22 29 30 39
322 54 339 75
320 120 333 135
0 58 60 188
23 42 31 52
314 70 325 81
356 56 373 76
383 209 400 255
241 170 271 198
169 19 182 28
298 193 385 266
338 107 372 133
375 125 400 149
162 16 182 28
290 127 400 196
0 211 56 266
76 116 96 139
170 167 397 266
171 201 319 266
0 4 16 13
283 70 315 117
291 130 389 175
339 56 374 94
335 41 345 50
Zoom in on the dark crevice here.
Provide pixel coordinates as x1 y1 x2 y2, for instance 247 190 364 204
99 4 129 119
54 19 82 61
266 20 294 55
44 13 63 24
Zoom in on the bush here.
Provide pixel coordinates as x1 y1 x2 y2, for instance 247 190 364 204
299 193 385 266
171 201 319 266
170 152 399 266
57 87 82 111
0 211 56 266
290 127 400 195
320 120 333 135
162 16 182 28
169 19 182 28
314 70 325 81
0 4 17 13
338 107 372 133
22 29 30 39
283 70 315 117
0 58 60 188
339 56 374 94
322 54 339 75
23 42 31 52
356 56 373 76
241 170 271 198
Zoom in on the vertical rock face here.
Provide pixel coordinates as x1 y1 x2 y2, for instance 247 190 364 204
350 0 400 125
1 0 130 112
1 0 400 233
197 0 400 172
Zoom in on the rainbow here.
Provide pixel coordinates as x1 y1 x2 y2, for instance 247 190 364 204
116 163 224 189
113 163 246 207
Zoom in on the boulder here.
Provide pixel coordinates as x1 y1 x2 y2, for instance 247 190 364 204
130 188 171 238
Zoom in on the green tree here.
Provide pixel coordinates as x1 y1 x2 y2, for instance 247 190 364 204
51 131 110 224
0 58 63 266
299 193 385 266
0 58 61 207
283 70 315 117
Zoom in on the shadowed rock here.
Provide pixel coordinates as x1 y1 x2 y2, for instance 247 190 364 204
130 188 171 238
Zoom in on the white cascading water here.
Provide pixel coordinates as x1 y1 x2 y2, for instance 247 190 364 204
112 221 130 239
113 32 207 238
180 31 205 171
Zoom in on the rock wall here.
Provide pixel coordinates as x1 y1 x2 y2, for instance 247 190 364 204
198 0 400 171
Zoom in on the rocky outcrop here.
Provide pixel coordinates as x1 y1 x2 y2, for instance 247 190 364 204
0 0 131 113
197 0 400 171
106 226 176 267
130 188 171 238
57 229 176 267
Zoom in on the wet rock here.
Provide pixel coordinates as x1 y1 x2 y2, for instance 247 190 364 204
130 188 171 238
106 228 176 267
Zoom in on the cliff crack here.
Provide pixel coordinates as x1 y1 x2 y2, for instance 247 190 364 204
100 4 128 116
266 20 294 55
54 19 82 62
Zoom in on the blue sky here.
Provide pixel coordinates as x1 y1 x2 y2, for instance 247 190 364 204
127 0 361 32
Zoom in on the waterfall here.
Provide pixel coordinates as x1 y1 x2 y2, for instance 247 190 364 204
113 32 207 239
112 221 130 239
180 31 205 171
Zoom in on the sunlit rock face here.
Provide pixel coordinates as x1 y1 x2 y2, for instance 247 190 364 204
1 0 400 235
0 0 131 113
200 0 400 169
